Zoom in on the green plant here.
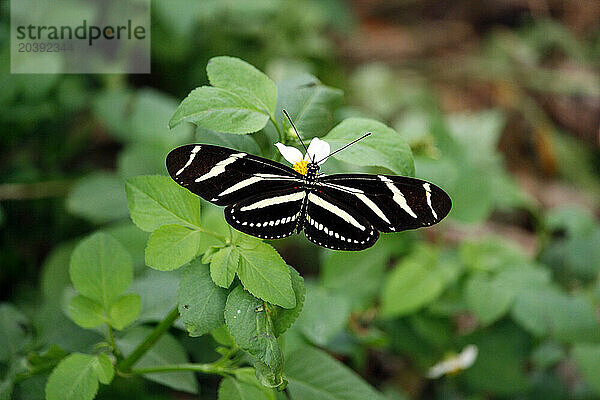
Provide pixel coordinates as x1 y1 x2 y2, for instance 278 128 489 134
4 53 600 400
7 56 407 400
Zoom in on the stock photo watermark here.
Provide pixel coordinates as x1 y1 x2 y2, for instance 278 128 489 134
11 0 150 74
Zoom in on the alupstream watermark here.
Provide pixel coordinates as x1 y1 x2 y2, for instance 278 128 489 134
11 0 150 74
16 19 147 47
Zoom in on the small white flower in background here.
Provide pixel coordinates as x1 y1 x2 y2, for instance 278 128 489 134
275 137 330 175
426 345 478 379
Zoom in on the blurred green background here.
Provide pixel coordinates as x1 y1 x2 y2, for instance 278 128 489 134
2 0 600 399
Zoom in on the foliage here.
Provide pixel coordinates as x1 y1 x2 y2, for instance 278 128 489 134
2 3 600 399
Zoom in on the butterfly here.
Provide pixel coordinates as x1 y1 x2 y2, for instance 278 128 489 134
166 113 451 251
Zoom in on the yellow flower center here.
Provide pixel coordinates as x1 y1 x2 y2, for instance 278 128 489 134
293 159 309 175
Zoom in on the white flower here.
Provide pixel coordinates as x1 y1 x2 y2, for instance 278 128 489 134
426 345 478 379
275 137 330 175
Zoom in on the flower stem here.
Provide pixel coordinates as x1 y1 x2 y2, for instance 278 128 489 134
129 363 236 377
269 114 284 143
118 307 180 372
269 115 285 162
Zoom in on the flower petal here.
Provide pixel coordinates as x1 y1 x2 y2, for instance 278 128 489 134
275 143 303 165
305 137 330 164
426 360 450 378
458 345 478 368
426 345 478 379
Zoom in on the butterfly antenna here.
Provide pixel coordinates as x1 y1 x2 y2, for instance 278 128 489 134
315 132 372 164
282 109 309 154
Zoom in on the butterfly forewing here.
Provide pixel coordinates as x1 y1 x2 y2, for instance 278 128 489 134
318 174 451 233
303 191 379 250
166 144 301 206
225 189 306 240
167 143 452 251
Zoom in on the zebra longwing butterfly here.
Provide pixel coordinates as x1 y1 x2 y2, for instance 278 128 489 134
166 127 451 251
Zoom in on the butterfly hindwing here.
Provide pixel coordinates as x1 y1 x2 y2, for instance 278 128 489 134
225 188 306 240
167 144 452 251
303 190 379 250
166 144 302 206
318 174 451 233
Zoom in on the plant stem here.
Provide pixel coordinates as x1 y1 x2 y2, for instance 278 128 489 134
107 325 120 357
196 226 228 243
118 307 180 372
129 363 235 377
269 114 284 143
269 115 285 162
0 180 73 200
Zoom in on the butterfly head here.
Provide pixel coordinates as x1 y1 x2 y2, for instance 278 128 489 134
306 162 320 179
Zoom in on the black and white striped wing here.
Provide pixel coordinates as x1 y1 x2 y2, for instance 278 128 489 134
166 144 302 206
303 191 379 250
317 174 451 233
225 189 306 240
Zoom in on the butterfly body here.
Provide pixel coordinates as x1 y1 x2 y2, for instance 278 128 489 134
167 143 451 251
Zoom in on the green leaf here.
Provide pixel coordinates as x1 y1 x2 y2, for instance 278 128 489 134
225 286 283 375
272 266 305 337
169 86 269 133
285 345 385 400
45 353 112 400
460 238 526 272
544 293 600 343
178 262 228 337
275 74 343 138
27 344 69 372
0 379 12 400
92 88 132 141
109 294 141 330
103 222 151 273
445 163 494 223
69 232 133 310
93 353 114 385
210 246 240 288
126 175 202 232
494 264 551 294
130 270 179 323
219 375 275 400
118 143 169 178
237 368 279 396
380 247 448 318
145 224 202 271
68 295 106 329
572 344 600 395
128 88 190 146
511 288 600 342
320 246 387 310
546 206 596 236
66 172 128 224
322 118 414 176
211 325 235 347
0 303 29 361
41 241 76 305
253 359 288 389
531 341 565 369
198 203 231 254
117 327 198 393
295 284 351 346
196 126 261 155
465 273 514 325
207 56 277 115
462 323 530 395
446 110 505 165
235 237 295 308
